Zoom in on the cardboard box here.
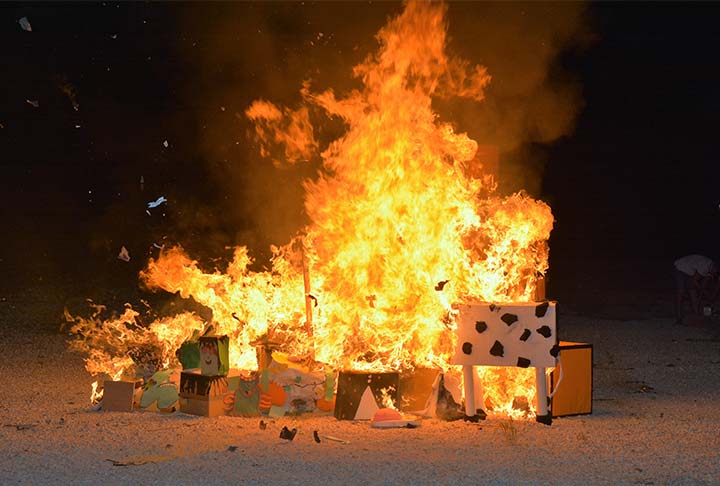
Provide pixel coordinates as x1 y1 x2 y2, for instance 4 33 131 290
179 371 228 400
334 371 399 420
550 341 592 417
102 380 141 412
179 395 227 417
397 368 440 412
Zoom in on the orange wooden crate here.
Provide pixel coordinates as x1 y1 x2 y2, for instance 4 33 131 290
550 341 592 417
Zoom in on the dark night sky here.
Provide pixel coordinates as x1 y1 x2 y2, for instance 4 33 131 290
1 2 719 314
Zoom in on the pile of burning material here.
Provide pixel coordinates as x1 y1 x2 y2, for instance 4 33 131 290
65 305 559 423
64 321 338 418
65 1 559 422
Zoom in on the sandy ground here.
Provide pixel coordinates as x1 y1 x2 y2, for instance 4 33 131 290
1 286 719 485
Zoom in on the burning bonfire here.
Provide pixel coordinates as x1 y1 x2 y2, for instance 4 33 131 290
65 1 554 419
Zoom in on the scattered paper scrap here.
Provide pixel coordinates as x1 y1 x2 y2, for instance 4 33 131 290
111 34 118 39
139 371 178 410
279 426 297 441
147 196 167 209
268 404 287 418
145 210 151 216
106 456 169 467
153 243 165 250
324 435 350 444
163 140 169 148
26 99 39 108
4 423 36 431
117 246 130 262
18 17 32 32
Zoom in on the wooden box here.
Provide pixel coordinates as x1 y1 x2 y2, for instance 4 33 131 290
550 341 592 417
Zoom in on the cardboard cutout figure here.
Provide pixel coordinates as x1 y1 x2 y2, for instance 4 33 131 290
452 302 557 368
451 302 558 424
234 375 261 417
177 341 200 369
140 370 179 410
199 336 229 376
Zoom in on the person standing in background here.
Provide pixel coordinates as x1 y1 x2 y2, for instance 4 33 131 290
673 254 718 324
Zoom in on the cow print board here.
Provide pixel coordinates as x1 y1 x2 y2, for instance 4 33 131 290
451 302 557 368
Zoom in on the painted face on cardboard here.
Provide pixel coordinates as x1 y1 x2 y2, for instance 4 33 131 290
200 341 220 375
238 377 258 398
233 377 260 417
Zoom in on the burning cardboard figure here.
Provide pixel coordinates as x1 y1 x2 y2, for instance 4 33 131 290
451 302 558 424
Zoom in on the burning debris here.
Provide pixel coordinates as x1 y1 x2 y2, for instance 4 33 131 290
57 75 80 111
117 246 130 262
18 17 32 32
147 196 167 209
66 1 562 422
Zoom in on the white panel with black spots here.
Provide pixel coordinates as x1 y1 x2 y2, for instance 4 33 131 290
451 302 558 368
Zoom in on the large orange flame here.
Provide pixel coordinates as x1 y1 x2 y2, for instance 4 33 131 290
66 1 554 417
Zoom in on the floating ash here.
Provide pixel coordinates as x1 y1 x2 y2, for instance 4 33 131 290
66 0 554 418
